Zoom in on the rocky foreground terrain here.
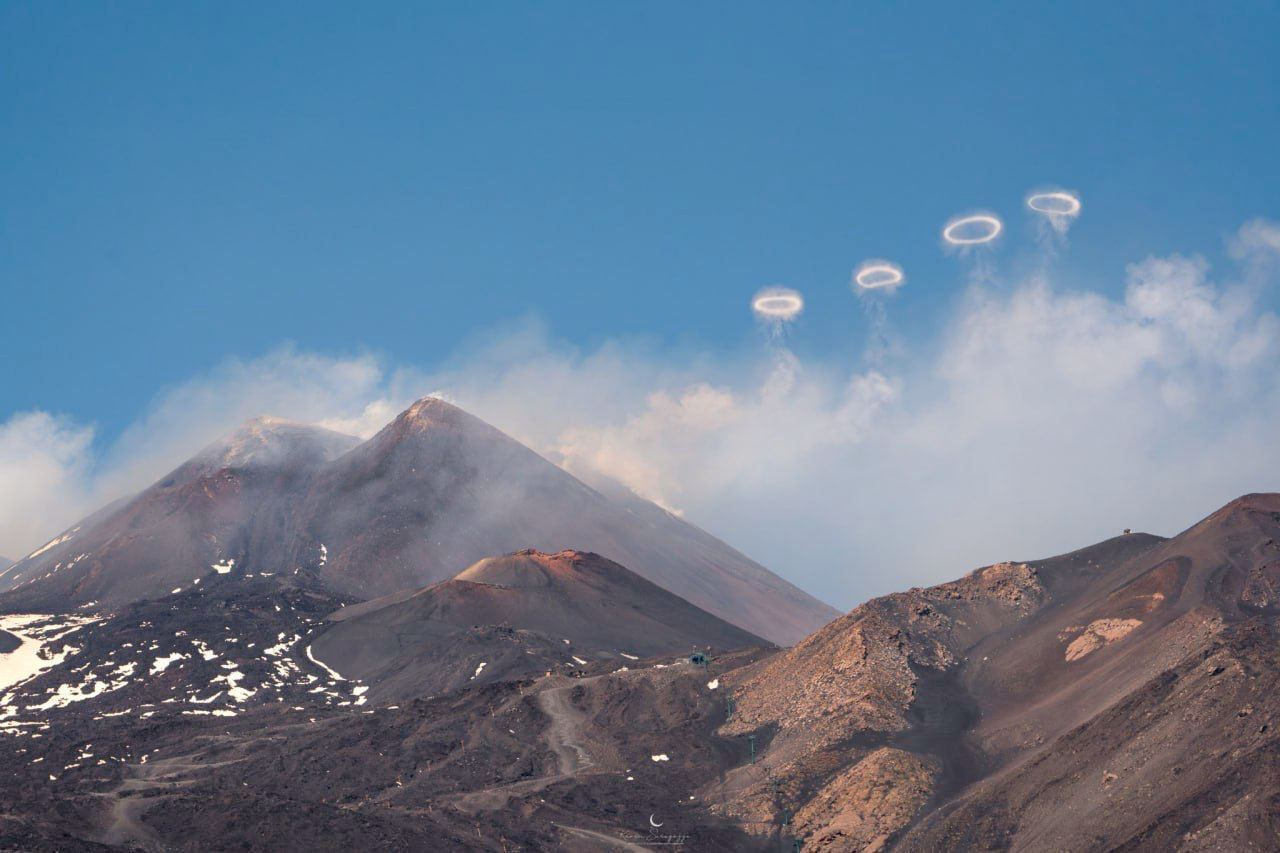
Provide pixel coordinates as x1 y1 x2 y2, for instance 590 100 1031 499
3 493 1279 850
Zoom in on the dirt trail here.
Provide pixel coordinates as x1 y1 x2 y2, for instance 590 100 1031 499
92 749 247 850
537 682 596 774
554 822 654 852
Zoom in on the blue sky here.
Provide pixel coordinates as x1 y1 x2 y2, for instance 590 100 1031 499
4 3 1277 435
3 4 1279 604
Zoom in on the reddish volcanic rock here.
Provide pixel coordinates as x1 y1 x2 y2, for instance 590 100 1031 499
311 548 770 699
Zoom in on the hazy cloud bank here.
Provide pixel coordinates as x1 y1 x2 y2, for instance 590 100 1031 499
3 220 1278 608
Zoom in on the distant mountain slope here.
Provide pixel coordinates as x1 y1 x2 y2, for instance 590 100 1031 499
1 398 837 644
291 398 834 643
310 549 768 698
0 418 359 611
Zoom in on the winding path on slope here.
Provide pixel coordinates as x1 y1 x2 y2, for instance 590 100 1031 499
453 668 679 847
537 681 597 774
449 675 608 813
554 822 653 852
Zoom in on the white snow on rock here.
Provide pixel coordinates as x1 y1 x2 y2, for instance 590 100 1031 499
263 633 297 657
150 653 188 674
211 558 235 575
191 639 218 661
27 679 110 711
189 691 223 705
706 679 719 690
211 670 254 702
0 614 98 693
25 529 78 561
571 656 588 666
619 652 639 661
305 644 345 681
470 662 487 680
651 754 670 762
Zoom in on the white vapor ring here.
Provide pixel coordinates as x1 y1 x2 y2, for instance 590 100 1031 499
942 214 1003 245
1026 191 1081 216
854 262 904 290
649 814 664 828
751 288 804 319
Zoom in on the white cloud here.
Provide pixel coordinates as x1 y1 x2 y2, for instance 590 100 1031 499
0 412 95 560
2 221 1278 608
436 221 1280 606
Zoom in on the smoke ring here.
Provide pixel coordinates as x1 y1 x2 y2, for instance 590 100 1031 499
854 261 905 291
1026 191 1081 217
943 213 1003 246
751 287 804 320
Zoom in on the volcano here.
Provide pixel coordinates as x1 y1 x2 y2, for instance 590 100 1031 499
309 548 768 699
0 398 836 644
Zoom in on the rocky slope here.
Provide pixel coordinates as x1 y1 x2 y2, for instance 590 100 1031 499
310 549 768 699
0 398 836 645
0 572 361 733
710 493 1280 850
2 493 1277 851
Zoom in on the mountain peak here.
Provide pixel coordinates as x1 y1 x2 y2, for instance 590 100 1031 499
1180 491 1280 538
403 394 460 419
197 417 360 470
391 396 489 433
245 413 291 425
454 549 609 589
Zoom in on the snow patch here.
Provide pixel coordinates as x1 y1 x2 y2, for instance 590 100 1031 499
305 644 345 681
150 653 187 674
26 530 77 560
191 639 218 661
0 614 98 693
